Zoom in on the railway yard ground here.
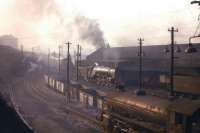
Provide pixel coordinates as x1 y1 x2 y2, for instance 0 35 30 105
0 45 101 133
6 70 101 133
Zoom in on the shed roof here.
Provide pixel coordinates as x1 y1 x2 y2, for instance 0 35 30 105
87 43 200 67
170 99 200 116
107 91 171 110
106 91 200 116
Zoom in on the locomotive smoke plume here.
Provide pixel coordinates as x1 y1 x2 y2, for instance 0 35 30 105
14 0 62 21
4 0 64 50
1 0 106 52
72 16 106 49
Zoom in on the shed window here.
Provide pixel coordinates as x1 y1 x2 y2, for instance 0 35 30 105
97 99 103 109
88 96 93 106
80 92 84 103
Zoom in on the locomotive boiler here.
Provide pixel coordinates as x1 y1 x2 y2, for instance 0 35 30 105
89 66 115 84
79 64 116 86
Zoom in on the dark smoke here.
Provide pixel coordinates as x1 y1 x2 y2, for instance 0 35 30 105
73 16 106 49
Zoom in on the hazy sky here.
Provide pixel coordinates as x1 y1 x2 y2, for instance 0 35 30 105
0 0 199 54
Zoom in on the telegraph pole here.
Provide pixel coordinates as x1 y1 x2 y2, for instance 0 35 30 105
58 45 62 73
138 38 144 91
32 47 34 58
65 41 71 103
168 27 178 96
76 44 80 81
79 46 82 66
20 44 23 58
48 48 50 85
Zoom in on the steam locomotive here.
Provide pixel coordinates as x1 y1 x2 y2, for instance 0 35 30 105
98 91 200 133
79 62 167 89
79 64 116 86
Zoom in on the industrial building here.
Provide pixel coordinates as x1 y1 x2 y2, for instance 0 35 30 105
81 43 200 95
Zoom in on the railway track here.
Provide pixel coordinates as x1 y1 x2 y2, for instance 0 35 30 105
30 84 102 132
62 105 102 132
26 79 102 132
8 80 34 132
0 69 101 133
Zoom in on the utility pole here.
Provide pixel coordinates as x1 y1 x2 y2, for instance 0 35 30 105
138 38 144 91
76 44 80 81
168 27 178 96
65 41 71 103
32 47 34 58
20 44 23 58
79 46 82 66
48 48 50 85
58 45 62 73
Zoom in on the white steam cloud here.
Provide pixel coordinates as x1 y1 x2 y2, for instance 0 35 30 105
0 0 106 54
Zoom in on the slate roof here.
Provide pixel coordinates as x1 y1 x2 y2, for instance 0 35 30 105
87 43 200 66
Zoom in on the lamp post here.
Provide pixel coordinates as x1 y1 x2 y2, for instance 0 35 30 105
185 36 198 53
185 0 199 53
191 0 200 5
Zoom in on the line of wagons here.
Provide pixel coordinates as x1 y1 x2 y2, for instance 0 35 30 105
44 74 104 110
44 74 200 133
